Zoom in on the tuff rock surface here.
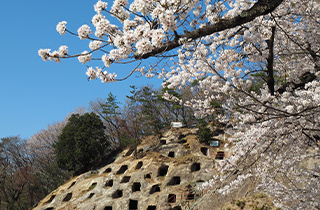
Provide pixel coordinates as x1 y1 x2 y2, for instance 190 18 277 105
33 128 232 210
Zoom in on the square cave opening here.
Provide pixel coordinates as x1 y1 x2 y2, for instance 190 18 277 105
191 162 201 172
215 151 225 160
132 182 141 192
201 147 208 156
149 184 160 194
168 194 176 203
167 176 181 186
105 180 113 187
135 161 143 170
112 190 123 199
158 165 169 176
168 151 175 158
129 199 138 210
62 193 72 202
120 176 131 183
116 165 128 175
104 168 112 173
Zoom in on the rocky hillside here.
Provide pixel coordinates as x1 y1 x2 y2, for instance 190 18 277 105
33 127 275 210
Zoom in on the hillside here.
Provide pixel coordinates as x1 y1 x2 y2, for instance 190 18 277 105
33 127 276 210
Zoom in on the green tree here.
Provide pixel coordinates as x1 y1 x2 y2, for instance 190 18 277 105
54 112 110 174
127 86 166 135
197 119 213 144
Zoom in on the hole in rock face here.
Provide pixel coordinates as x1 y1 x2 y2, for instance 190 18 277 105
201 147 208 156
135 161 143 169
147 206 156 210
145 173 152 179
171 207 182 210
105 180 113 187
125 148 135 156
138 148 143 153
88 182 97 190
45 194 56 204
215 151 225 160
160 140 166 145
168 151 175 158
120 176 131 183
45 208 54 210
88 193 95 199
186 193 195 200
158 165 169 176
178 134 187 139
191 163 201 172
129 199 138 209
104 168 112 173
149 184 160 194
132 182 141 192
167 176 181 186
178 139 187 144
104 206 112 210
116 165 128 175
62 193 72 202
168 194 176 203
67 181 76 189
112 190 123 199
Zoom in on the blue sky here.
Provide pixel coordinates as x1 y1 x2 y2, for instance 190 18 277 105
0 1 161 140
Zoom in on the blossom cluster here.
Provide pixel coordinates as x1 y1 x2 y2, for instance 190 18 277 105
77 24 91 39
38 46 68 63
78 51 92 64
85 67 117 83
56 21 67 35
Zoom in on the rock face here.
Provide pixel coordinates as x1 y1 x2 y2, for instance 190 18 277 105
34 128 231 210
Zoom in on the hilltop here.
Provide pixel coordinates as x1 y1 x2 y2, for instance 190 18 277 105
33 127 276 210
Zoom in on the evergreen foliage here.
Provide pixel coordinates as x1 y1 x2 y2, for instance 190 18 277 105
54 112 110 174
197 119 213 144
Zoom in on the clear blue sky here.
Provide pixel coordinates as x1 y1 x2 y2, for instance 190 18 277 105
0 0 161 140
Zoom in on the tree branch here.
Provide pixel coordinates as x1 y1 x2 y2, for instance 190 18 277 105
266 26 276 95
134 0 284 59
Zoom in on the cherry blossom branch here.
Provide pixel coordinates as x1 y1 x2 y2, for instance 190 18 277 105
116 60 142 81
135 0 284 59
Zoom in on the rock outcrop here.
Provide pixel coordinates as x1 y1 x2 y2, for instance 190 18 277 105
33 127 232 210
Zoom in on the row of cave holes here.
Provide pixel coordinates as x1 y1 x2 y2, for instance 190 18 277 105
104 161 200 180
103 161 144 175
103 200 182 210
160 134 188 145
109 176 182 201
60 177 185 203
158 162 201 176
164 143 225 160
60 182 99 202
147 206 182 210
102 150 219 177
124 147 144 157
201 147 225 159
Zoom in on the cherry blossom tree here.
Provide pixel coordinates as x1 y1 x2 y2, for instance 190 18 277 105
39 0 320 209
